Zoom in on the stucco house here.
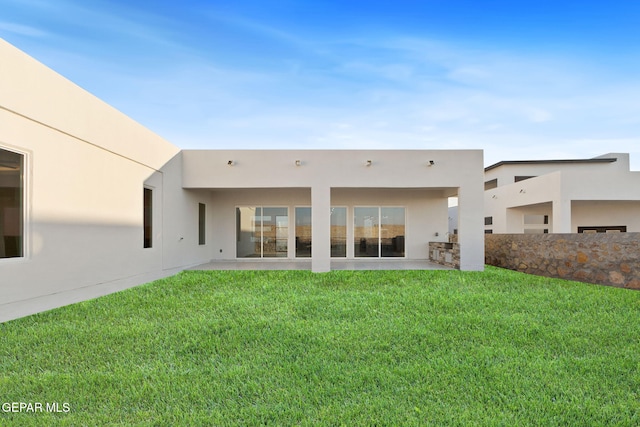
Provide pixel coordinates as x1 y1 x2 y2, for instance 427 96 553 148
483 153 640 234
0 39 484 322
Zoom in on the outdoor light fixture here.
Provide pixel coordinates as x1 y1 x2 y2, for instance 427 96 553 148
429 160 435 166
366 160 372 166
295 160 301 166
519 189 526 193
227 160 234 166
492 195 498 199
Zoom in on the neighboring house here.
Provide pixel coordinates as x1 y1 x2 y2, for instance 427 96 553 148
483 153 640 234
448 205 458 236
0 39 484 322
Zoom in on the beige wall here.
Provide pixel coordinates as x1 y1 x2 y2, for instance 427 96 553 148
0 39 210 322
183 149 485 271
0 39 486 321
572 201 640 232
485 154 640 233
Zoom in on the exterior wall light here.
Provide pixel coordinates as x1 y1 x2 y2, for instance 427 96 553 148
227 160 234 166
429 160 435 166
366 160 372 166
295 160 301 166
519 189 526 193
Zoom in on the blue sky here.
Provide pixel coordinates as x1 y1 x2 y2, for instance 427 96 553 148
2 0 639 169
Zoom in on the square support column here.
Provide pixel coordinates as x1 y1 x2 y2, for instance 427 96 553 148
457 185 485 271
311 185 331 272
552 199 572 233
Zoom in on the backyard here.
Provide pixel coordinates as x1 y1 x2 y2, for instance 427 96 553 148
1 267 638 426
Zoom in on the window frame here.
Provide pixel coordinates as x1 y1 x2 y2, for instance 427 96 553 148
198 203 206 245
235 205 289 258
0 144 27 261
294 206 312 258
143 187 153 249
578 226 627 233
353 206 406 258
330 206 348 258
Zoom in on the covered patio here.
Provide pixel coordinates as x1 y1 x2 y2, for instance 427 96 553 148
188 259 452 271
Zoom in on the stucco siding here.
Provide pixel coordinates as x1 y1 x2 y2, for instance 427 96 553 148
0 39 184 321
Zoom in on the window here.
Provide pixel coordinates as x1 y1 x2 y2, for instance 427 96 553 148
484 179 497 190
381 207 405 257
143 188 152 248
295 207 311 258
198 203 206 245
0 148 24 258
354 207 379 257
331 207 347 257
515 176 536 182
236 207 288 258
354 207 405 258
485 230 493 234
484 216 493 226
578 226 627 233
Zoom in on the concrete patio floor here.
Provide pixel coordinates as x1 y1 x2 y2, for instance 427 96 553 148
188 259 452 271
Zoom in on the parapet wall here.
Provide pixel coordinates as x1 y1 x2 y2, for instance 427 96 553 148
485 233 640 289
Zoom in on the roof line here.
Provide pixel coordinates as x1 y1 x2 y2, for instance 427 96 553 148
485 157 617 172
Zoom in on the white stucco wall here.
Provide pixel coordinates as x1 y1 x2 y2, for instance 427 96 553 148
484 153 640 233
571 201 640 232
0 38 486 321
183 149 485 271
0 39 210 322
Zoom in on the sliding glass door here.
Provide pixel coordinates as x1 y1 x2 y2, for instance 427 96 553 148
295 207 312 258
331 207 347 257
236 207 288 258
354 207 379 257
354 207 405 258
381 207 405 257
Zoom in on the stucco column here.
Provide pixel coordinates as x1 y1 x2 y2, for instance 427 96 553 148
457 185 484 271
311 185 331 272
552 199 572 233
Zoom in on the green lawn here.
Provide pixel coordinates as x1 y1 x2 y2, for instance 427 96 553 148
1 267 639 426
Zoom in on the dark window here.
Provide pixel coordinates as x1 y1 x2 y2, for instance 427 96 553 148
485 229 493 234
484 216 493 225
0 148 24 258
484 179 497 190
578 226 627 233
515 176 536 182
198 203 206 245
143 188 152 248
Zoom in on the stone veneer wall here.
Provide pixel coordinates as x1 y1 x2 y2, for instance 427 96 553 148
429 242 460 269
485 233 640 289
